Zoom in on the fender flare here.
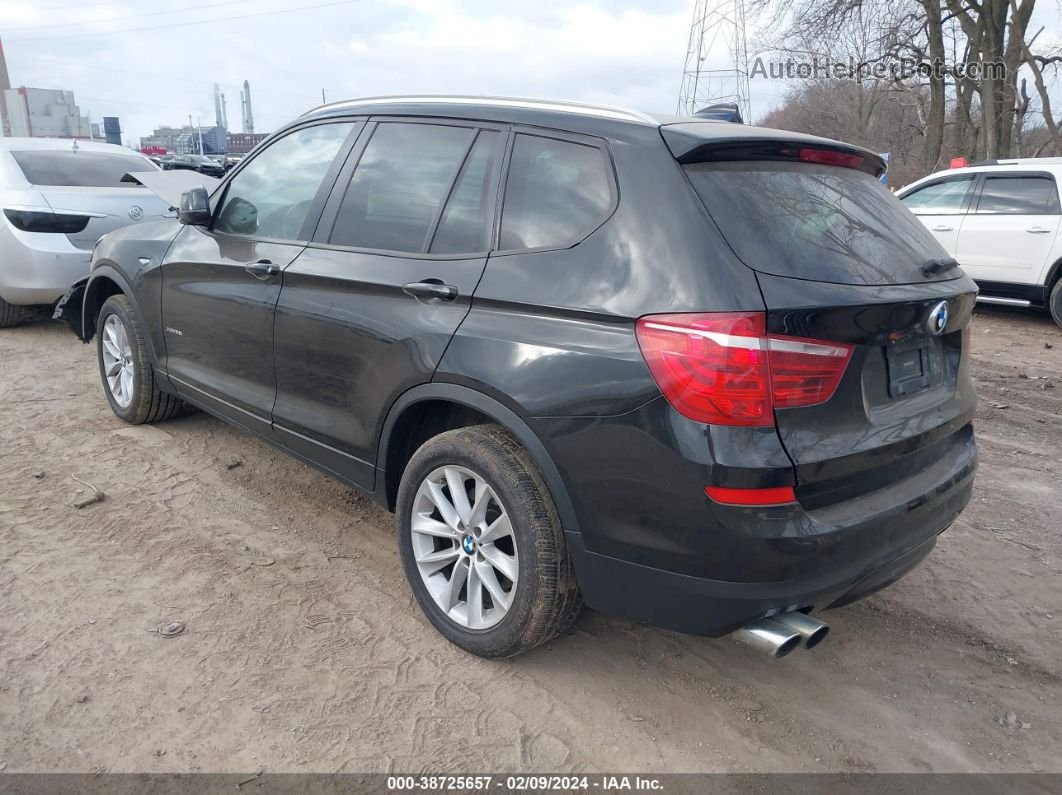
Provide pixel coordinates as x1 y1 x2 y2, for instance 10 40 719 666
83 265 165 374
376 383 581 533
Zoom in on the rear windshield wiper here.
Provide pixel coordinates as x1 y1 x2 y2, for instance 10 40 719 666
921 257 959 277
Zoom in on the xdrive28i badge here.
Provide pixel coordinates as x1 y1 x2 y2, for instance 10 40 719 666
927 301 949 336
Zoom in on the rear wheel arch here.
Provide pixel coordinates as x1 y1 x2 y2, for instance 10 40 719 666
377 383 580 533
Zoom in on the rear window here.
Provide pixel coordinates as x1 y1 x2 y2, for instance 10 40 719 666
685 161 957 286
11 150 151 188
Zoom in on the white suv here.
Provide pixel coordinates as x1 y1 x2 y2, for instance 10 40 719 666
897 158 1062 326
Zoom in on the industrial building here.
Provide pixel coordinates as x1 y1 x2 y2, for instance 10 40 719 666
138 79 265 155
2 87 95 138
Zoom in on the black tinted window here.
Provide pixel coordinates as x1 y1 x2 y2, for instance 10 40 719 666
686 161 955 286
900 177 973 212
214 123 352 240
977 176 1060 214
499 135 612 250
11 151 153 187
330 123 475 252
430 131 500 254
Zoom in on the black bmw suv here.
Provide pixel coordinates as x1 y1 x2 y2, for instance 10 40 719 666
58 96 977 659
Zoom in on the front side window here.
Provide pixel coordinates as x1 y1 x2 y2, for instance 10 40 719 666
329 122 476 253
900 177 974 213
11 151 155 187
499 134 612 251
976 176 1061 214
213 123 353 240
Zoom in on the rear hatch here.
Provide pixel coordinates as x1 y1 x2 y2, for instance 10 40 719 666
9 148 174 250
667 124 977 507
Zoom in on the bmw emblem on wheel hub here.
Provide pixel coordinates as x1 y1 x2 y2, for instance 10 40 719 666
462 534 476 555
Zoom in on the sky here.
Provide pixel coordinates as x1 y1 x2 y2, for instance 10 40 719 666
0 0 1059 147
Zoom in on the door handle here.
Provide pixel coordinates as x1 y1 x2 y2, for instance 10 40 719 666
1026 226 1052 234
403 280 459 302
931 225 953 232
244 259 281 279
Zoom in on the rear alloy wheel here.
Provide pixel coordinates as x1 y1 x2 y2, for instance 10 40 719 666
0 296 21 328
397 424 582 658
96 294 188 424
410 465 520 631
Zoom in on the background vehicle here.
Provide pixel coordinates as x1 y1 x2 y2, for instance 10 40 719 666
160 153 226 178
897 158 1062 326
59 96 977 659
0 138 171 328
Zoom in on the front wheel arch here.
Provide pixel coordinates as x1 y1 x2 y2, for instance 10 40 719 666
376 383 580 534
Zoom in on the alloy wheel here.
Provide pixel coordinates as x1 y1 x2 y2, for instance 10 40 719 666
101 314 135 409
410 465 519 630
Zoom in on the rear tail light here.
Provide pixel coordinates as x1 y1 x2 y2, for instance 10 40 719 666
635 312 853 426
4 208 91 234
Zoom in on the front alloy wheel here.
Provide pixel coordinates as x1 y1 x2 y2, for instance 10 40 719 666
411 465 519 631
101 313 135 408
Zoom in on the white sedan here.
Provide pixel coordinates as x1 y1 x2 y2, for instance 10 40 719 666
0 138 173 327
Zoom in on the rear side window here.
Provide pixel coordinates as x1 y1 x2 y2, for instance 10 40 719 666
430 131 501 254
900 177 973 213
686 161 955 286
330 122 476 253
11 151 152 187
976 175 1060 214
499 134 612 251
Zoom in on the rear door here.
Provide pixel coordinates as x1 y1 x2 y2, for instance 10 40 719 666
954 172 1061 285
160 121 358 438
897 174 976 257
681 150 977 506
270 119 505 488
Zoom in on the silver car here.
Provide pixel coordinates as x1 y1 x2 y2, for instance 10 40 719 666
0 138 172 327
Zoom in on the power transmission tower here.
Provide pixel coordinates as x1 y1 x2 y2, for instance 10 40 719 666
677 0 752 122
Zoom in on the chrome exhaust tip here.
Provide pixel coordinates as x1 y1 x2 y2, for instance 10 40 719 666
772 612 830 649
732 618 802 658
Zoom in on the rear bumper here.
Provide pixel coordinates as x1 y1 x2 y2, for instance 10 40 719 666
0 229 92 305
558 418 976 637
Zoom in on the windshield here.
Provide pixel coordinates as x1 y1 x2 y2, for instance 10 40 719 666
12 150 155 188
685 161 958 286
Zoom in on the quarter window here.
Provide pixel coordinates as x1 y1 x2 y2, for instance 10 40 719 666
329 123 476 253
899 177 973 213
499 134 612 251
213 123 353 240
976 176 1061 214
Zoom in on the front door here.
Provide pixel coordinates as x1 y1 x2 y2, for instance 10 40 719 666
271 121 505 488
898 174 976 258
160 121 359 437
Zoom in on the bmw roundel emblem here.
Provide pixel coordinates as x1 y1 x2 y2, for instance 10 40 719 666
128 205 144 220
462 534 476 554
927 300 949 336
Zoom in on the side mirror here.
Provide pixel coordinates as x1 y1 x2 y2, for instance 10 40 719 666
178 186 211 226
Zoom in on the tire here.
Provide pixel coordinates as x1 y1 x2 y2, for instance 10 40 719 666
0 296 21 328
96 294 187 424
1050 279 1062 329
397 424 582 658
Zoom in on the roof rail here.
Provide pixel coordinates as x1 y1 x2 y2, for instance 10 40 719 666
305 95 658 125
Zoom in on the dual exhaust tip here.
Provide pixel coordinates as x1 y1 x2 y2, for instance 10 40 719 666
733 612 829 658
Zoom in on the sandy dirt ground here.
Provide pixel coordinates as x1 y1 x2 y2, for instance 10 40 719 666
0 305 1059 775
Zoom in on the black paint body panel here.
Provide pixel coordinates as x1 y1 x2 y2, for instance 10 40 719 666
69 99 979 639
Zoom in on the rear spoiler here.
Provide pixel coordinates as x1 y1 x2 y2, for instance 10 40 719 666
660 124 886 178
